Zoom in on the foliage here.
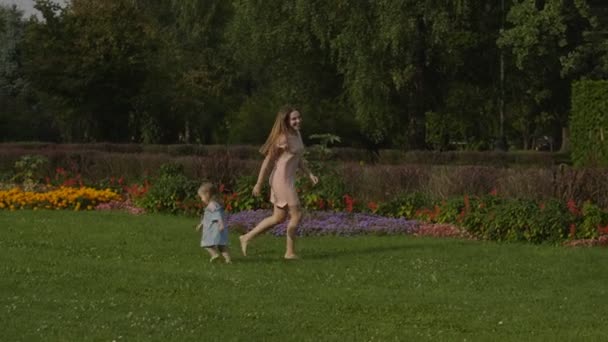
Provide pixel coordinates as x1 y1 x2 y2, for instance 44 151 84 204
137 163 197 214
570 80 608 166
376 192 432 219
11 154 48 188
577 201 606 239
0 5 26 97
2 1 608 150
307 133 341 160
456 196 601 244
497 0 596 150
222 175 269 213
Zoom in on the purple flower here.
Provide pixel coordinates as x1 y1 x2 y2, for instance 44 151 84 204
227 210 420 236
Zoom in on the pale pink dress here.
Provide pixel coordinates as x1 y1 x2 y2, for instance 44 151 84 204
269 132 305 208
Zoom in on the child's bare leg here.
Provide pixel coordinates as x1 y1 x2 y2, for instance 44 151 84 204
239 206 287 256
205 247 220 261
218 245 231 263
285 205 302 259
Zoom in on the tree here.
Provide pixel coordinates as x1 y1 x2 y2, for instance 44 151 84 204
22 0 159 142
226 0 355 145
0 4 58 141
498 0 597 150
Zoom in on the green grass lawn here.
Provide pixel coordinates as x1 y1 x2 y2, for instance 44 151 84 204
1 210 607 341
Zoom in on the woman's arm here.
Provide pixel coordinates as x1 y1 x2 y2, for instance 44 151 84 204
299 158 319 185
253 153 273 194
253 135 286 196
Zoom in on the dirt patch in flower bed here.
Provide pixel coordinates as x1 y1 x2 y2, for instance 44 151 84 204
414 223 474 239
95 200 145 215
563 235 608 247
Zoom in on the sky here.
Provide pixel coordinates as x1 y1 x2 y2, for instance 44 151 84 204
0 0 68 17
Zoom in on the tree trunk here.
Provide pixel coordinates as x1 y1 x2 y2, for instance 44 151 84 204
560 127 570 152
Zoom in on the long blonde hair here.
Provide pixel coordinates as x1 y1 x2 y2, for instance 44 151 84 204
259 105 297 156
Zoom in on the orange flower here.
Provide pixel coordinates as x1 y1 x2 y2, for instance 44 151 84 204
367 201 378 213
569 224 577 238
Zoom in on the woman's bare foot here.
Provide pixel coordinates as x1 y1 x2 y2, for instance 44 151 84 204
239 235 248 256
284 254 299 260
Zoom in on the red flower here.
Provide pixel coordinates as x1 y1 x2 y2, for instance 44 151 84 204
118 177 124 185
317 199 326 210
62 178 77 187
458 209 466 222
219 183 225 193
567 199 580 216
431 205 441 221
343 194 355 213
539 202 545 210
489 188 498 196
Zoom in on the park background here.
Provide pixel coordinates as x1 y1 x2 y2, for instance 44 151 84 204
1 1 608 340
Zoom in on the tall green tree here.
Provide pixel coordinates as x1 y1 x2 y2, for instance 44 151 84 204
0 4 57 141
22 0 158 142
225 0 345 145
499 0 596 149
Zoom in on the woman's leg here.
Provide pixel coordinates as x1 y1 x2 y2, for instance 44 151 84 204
284 205 302 259
239 206 287 256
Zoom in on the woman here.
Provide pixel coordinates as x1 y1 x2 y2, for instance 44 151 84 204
239 105 319 259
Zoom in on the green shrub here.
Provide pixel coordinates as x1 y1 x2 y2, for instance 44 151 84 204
12 155 49 189
297 162 348 211
461 198 573 244
570 80 608 167
528 200 571 243
224 175 269 212
577 202 604 239
376 192 432 219
138 163 197 214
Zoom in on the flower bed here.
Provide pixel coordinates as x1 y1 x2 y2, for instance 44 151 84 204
2 156 608 246
0 186 120 211
227 210 419 236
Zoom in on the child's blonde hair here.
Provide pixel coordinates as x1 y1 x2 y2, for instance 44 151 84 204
198 182 219 202
259 105 297 157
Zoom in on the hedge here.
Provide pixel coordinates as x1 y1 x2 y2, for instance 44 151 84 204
571 80 608 167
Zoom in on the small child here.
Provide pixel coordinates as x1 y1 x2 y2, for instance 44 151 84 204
195 182 231 263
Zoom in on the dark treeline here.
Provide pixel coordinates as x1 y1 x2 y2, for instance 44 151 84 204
1 0 607 150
